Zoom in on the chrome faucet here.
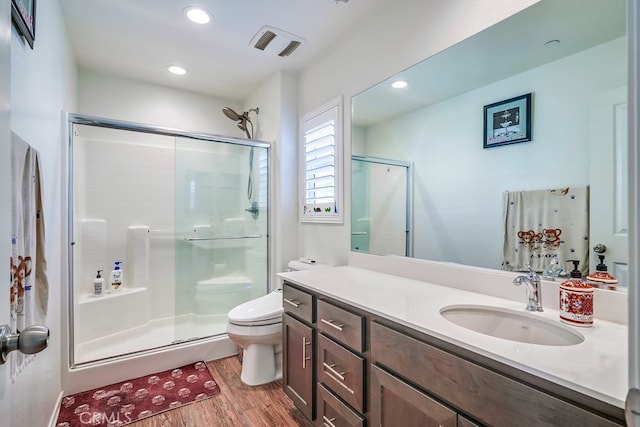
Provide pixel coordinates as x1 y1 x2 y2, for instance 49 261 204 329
513 265 543 312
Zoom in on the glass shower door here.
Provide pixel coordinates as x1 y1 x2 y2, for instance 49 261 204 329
351 156 411 257
174 137 269 342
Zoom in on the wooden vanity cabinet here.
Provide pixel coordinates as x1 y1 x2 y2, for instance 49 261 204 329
282 284 316 420
316 298 366 411
370 321 623 427
457 415 482 427
282 281 625 427
370 363 457 427
317 383 365 427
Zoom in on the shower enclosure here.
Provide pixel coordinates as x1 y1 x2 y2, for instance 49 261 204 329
68 114 269 366
351 156 412 256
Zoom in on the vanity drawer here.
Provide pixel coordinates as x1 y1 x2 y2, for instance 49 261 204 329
282 283 315 324
318 334 365 413
317 383 365 427
317 299 364 352
370 321 621 427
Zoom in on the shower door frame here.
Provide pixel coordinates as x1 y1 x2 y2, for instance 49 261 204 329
65 112 271 368
351 155 413 257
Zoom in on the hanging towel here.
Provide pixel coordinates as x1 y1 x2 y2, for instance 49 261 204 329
10 132 49 382
503 186 589 275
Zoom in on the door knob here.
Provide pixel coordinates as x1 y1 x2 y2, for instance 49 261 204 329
627 388 640 426
0 324 49 364
593 243 607 253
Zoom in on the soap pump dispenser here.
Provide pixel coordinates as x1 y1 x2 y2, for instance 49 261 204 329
559 260 593 327
93 270 104 297
586 255 618 291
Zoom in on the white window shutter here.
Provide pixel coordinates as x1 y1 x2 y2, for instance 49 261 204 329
300 97 343 223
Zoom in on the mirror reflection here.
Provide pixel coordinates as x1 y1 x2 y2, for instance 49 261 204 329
351 0 628 289
351 156 411 257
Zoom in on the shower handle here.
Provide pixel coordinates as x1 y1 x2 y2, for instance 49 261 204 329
245 201 259 220
0 324 49 364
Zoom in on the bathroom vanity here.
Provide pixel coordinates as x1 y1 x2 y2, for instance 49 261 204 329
279 255 627 426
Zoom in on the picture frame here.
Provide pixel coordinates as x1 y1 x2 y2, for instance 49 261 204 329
483 93 532 149
11 0 36 49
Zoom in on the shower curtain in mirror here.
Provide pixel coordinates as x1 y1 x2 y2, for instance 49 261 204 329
502 186 589 275
10 132 49 382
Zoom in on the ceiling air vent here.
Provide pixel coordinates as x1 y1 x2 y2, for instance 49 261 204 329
250 25 305 57
278 40 302 57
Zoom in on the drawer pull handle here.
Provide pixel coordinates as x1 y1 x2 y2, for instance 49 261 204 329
322 362 346 381
320 318 344 331
302 336 312 368
322 416 337 427
284 298 301 308
325 371 355 395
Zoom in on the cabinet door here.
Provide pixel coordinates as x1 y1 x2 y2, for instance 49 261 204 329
370 364 457 427
283 313 315 420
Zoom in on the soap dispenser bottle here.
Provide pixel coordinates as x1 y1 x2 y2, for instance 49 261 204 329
559 260 593 327
93 270 104 297
109 261 123 293
586 255 618 291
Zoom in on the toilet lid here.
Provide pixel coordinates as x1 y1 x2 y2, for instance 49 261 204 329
228 290 284 323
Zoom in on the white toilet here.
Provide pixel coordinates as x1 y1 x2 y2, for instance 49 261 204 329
226 289 284 386
226 259 329 386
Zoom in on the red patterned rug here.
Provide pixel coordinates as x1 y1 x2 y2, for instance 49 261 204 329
55 361 220 427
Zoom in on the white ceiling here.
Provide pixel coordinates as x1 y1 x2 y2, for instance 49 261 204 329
58 0 390 101
352 0 627 127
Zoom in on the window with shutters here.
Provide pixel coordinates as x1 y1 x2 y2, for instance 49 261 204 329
300 97 343 223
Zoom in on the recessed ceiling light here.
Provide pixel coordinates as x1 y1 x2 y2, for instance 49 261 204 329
391 80 408 89
544 39 560 47
167 65 187 75
184 7 211 24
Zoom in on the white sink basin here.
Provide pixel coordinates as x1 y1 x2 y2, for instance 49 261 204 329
440 305 584 346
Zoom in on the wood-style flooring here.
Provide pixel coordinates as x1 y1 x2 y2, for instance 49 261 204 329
128 356 313 427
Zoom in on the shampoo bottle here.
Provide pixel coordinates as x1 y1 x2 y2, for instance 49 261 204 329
559 260 593 327
93 270 104 297
109 261 123 293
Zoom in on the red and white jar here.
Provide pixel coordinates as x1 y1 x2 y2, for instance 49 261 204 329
559 278 593 327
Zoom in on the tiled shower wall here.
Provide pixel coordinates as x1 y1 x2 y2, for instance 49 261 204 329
73 129 176 321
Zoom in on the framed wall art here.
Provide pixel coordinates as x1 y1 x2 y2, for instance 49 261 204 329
12 0 36 49
483 93 532 148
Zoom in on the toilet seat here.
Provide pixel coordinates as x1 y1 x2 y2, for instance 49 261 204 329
227 289 283 326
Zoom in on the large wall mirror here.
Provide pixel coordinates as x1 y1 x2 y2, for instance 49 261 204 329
351 0 628 289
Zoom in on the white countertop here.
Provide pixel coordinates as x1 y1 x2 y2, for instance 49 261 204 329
278 265 628 409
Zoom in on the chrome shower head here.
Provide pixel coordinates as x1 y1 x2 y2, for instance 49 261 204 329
223 107 243 121
222 107 260 139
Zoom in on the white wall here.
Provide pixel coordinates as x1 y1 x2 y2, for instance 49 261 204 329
244 71 299 285
362 37 626 269
297 0 539 267
78 70 243 135
9 0 77 425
